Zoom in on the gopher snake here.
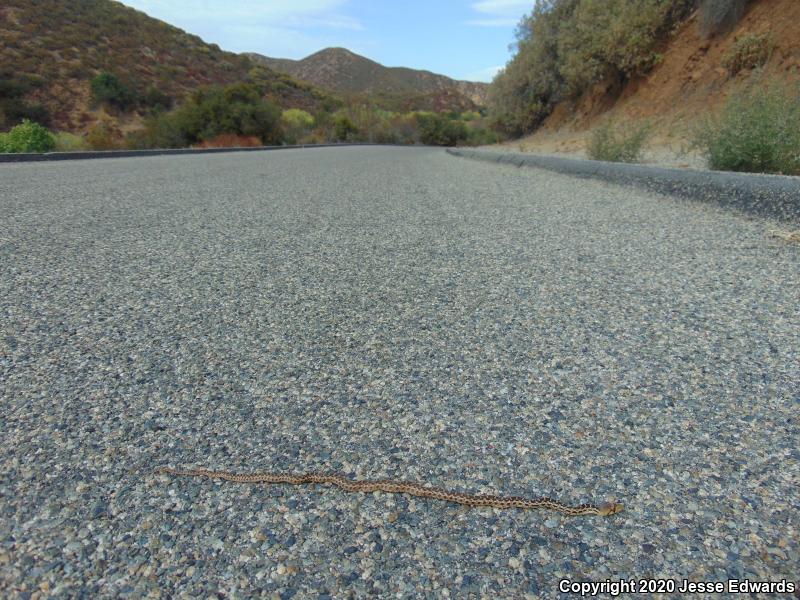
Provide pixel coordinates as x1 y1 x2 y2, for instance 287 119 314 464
156 468 623 517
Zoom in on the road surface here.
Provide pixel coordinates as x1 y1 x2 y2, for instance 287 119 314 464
1 147 798 597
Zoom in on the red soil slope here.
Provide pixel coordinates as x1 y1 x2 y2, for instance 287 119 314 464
514 0 800 161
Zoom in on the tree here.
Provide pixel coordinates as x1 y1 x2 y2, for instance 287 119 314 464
416 113 468 146
172 83 283 145
281 109 315 145
334 115 359 142
141 87 173 113
488 0 696 136
90 72 135 111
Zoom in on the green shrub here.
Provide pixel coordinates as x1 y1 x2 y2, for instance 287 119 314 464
53 131 88 152
282 108 315 129
466 125 503 146
364 112 420 145
125 113 185 149
488 0 695 136
126 83 283 148
86 120 123 150
0 73 51 129
90 72 135 111
0 133 8 153
173 83 283 145
369 125 401 145
488 0 568 135
557 0 673 95
722 33 773 76
281 108 314 144
141 86 174 112
333 115 359 142
416 113 469 146
1 119 56 153
693 81 800 175
699 0 747 37
587 120 650 162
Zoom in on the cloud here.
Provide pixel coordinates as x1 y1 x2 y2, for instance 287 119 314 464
118 0 361 57
468 0 531 27
292 15 363 31
122 0 351 22
472 0 533 13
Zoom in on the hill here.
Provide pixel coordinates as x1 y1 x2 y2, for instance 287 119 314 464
491 0 799 168
0 0 336 132
246 48 489 111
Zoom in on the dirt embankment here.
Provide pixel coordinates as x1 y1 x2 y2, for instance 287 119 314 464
507 0 800 168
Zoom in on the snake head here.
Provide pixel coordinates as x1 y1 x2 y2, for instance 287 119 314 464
597 502 624 516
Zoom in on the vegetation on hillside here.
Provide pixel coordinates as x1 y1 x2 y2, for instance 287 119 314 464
1 84 498 152
126 83 283 149
722 32 774 76
587 121 650 163
489 0 750 136
693 80 800 175
89 72 174 113
245 66 342 115
247 48 488 112
0 71 50 130
281 109 316 145
0 119 55 153
343 88 481 115
1 0 496 151
1 0 241 128
0 0 337 130
53 131 88 152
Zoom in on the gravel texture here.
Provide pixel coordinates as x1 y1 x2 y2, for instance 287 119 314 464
493 142 711 172
1 146 798 598
451 148 800 224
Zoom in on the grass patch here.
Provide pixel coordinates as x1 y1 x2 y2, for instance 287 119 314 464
693 80 800 175
723 33 774 76
53 131 88 152
587 121 650 163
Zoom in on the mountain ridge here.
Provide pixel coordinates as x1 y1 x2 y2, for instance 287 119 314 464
1 0 490 136
0 0 336 132
245 47 489 107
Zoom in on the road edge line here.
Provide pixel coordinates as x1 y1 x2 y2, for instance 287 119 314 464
0 143 420 164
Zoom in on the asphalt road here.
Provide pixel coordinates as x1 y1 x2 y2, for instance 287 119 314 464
1 147 798 598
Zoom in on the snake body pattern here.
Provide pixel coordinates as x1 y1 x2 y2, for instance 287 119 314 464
156 468 623 517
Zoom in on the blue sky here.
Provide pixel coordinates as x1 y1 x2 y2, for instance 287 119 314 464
117 1 533 82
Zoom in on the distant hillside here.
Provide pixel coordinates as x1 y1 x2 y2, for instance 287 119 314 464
246 48 489 110
0 0 336 131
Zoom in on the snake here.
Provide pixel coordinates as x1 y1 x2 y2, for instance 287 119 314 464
156 467 623 517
